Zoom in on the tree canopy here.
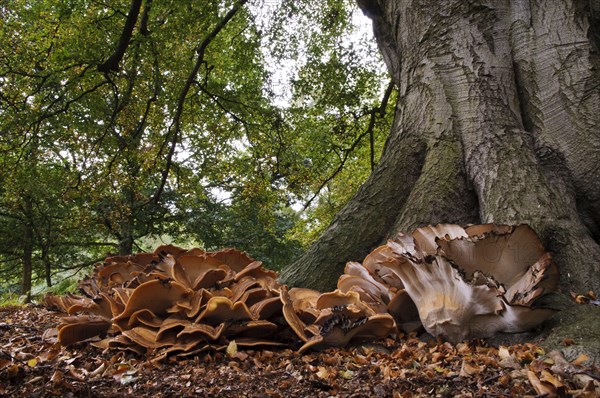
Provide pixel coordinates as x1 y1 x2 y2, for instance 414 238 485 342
0 0 394 299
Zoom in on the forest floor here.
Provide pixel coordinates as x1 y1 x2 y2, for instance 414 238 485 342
1 304 599 397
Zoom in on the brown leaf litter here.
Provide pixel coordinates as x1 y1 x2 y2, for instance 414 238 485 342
2 304 600 397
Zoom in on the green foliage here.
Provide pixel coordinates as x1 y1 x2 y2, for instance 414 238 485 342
0 293 26 307
33 276 79 297
0 0 392 292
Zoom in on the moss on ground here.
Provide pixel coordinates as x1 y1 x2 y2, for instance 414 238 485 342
540 305 600 364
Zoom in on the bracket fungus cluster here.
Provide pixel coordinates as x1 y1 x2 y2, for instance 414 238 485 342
44 246 291 360
44 245 395 359
45 224 558 359
360 223 559 343
280 286 396 353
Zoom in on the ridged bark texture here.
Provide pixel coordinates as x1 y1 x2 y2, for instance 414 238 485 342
280 0 600 295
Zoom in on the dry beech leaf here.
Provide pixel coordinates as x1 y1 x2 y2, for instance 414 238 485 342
543 357 555 366
571 353 589 366
316 366 332 379
50 370 64 385
498 373 511 386
527 370 556 397
6 364 19 379
498 346 511 360
539 370 565 390
460 360 481 376
67 365 87 381
4 300 600 398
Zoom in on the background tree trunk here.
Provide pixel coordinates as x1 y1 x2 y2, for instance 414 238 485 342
280 0 600 300
21 196 34 303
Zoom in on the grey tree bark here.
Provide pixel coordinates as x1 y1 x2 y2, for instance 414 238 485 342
279 0 600 304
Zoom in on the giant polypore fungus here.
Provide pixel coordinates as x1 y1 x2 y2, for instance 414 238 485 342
280 286 396 353
381 224 559 342
45 244 395 359
44 245 289 359
45 224 558 359
340 245 421 333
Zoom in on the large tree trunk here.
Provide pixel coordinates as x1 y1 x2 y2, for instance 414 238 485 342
280 0 600 301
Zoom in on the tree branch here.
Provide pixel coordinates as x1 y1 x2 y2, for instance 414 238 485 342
302 131 368 211
98 0 143 72
368 80 394 170
197 84 249 125
138 0 153 35
55 241 119 248
0 211 25 222
303 80 395 209
150 0 249 205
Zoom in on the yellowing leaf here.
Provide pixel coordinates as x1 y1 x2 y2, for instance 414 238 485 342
535 347 546 356
27 358 38 367
316 366 332 379
339 369 354 379
226 340 238 358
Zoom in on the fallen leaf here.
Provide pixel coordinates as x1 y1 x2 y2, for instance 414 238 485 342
339 369 354 379
460 360 481 376
316 366 332 379
6 364 19 379
50 370 63 385
535 347 546 356
114 362 131 372
498 373 511 386
498 346 511 360
539 369 565 390
571 353 589 366
0 359 11 369
226 340 238 358
68 365 88 381
527 370 557 397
